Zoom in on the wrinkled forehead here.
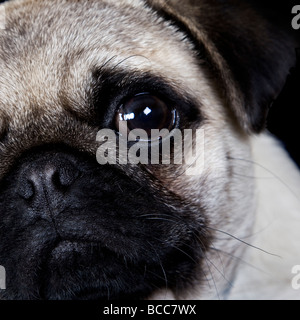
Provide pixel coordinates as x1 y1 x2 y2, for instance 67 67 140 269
0 0 199 79
0 0 207 114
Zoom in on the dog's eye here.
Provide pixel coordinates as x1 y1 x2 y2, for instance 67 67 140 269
115 93 176 135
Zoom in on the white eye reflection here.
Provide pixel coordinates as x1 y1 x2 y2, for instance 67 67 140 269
120 108 152 121
143 107 152 116
124 113 135 121
115 93 176 136
119 112 135 121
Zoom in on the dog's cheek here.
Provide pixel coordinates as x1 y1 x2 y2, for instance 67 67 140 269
154 124 256 298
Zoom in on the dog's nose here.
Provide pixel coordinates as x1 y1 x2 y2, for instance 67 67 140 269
17 155 80 201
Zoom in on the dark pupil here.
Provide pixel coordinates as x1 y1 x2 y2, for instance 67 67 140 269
121 95 172 132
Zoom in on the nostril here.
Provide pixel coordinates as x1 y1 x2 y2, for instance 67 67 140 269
53 164 80 188
17 179 35 200
16 161 80 202
16 151 81 203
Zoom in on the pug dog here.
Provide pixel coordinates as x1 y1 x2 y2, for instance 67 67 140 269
0 0 299 300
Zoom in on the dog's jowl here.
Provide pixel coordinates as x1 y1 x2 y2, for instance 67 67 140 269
0 0 299 300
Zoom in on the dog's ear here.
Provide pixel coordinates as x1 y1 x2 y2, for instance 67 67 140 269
146 0 298 133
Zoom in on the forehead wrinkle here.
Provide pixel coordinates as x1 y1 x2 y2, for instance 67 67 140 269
0 0 215 131
0 4 202 110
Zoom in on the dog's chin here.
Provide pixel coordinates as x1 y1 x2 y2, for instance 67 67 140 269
3 233 201 300
38 240 160 300
0 145 207 300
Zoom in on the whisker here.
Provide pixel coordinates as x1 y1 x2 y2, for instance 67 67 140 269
98 55 118 72
198 242 237 298
202 256 220 299
206 226 281 258
231 173 275 179
111 54 151 72
228 156 300 201
208 241 226 276
139 210 274 298
141 216 180 224
209 247 270 276
146 241 169 294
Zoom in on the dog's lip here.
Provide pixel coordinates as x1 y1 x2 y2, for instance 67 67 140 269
40 239 107 299
52 239 91 251
49 239 101 259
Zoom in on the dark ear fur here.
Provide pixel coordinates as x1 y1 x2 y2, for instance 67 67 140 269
146 0 299 133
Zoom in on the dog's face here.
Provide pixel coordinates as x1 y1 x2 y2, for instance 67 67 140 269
0 0 297 299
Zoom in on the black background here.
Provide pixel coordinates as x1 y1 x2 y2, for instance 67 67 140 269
250 0 300 168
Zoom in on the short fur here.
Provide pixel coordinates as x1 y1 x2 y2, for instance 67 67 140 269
0 0 299 300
